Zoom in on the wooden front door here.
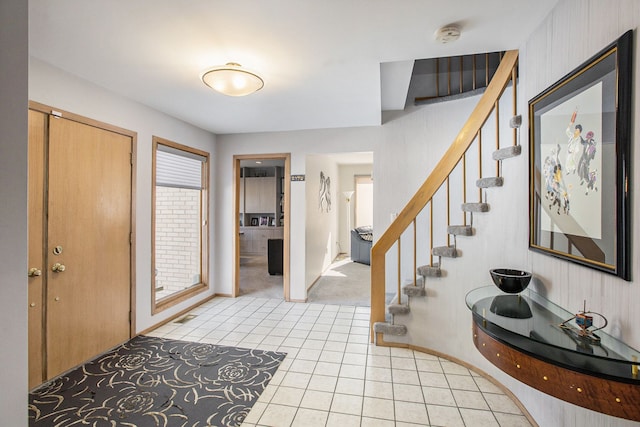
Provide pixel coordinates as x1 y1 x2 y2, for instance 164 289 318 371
28 107 133 384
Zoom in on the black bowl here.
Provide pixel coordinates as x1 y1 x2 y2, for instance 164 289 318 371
490 268 532 294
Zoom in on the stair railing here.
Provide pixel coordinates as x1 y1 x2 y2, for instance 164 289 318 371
416 52 503 104
370 50 519 342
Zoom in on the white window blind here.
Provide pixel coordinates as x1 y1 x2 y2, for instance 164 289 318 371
156 145 206 190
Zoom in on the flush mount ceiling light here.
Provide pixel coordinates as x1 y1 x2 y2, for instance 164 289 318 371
434 25 461 44
201 62 264 97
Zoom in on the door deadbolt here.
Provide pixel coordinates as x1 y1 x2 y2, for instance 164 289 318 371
53 246 63 255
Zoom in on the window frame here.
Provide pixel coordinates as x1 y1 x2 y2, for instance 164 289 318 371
151 136 210 313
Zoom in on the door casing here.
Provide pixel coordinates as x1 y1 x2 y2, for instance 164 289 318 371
233 154 291 300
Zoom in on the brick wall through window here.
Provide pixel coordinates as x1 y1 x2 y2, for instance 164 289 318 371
155 186 201 298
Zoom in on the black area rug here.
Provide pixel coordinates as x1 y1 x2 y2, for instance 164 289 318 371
29 335 286 427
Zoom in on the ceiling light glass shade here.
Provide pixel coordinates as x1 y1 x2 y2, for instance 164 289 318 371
201 63 264 97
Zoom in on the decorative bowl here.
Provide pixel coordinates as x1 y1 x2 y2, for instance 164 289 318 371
490 268 532 294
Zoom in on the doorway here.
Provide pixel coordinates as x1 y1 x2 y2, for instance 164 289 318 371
233 154 291 300
28 103 135 388
354 174 373 229
305 153 373 305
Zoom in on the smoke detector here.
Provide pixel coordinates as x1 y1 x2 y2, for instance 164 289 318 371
435 25 461 44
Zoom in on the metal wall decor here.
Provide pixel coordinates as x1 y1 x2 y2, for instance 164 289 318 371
319 171 331 213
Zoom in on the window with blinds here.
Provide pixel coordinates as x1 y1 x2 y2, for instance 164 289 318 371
155 145 206 189
152 137 209 312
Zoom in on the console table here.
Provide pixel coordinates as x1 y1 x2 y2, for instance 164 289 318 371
466 286 640 422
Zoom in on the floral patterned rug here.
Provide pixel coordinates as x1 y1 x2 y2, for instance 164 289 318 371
29 336 286 426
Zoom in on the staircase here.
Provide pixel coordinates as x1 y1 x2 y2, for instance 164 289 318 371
370 50 521 344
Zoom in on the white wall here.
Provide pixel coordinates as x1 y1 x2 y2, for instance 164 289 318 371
518 1 640 425
0 1 28 424
305 156 340 289
28 59 218 332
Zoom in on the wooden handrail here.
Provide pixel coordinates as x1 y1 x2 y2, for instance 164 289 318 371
370 50 519 342
478 129 483 200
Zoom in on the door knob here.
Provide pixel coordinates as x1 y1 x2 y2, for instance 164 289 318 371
52 263 66 272
28 268 42 277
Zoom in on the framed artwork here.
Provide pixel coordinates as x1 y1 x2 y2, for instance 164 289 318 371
529 30 632 281
259 216 269 227
250 218 258 226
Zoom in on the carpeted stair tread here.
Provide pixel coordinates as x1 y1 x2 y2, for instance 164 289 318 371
447 225 473 236
417 264 442 277
388 304 410 315
461 202 489 212
403 284 426 297
432 245 457 258
373 322 407 336
404 275 425 287
492 145 522 160
476 177 504 188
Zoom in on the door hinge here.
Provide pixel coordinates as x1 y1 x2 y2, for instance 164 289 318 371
129 232 133 244
130 152 134 165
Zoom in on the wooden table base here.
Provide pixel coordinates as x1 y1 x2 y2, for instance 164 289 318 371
473 321 640 422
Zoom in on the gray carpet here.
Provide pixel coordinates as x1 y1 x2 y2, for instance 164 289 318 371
307 256 371 306
239 255 283 299
239 254 374 305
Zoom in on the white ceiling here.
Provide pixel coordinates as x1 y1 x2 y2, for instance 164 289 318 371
29 0 558 135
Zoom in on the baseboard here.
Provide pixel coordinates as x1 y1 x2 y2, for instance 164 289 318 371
375 335 539 427
306 254 350 293
306 275 321 292
138 293 218 336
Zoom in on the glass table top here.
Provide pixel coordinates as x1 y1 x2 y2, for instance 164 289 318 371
466 286 640 382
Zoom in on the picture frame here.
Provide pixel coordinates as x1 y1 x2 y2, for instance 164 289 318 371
528 30 632 281
250 217 258 227
259 216 269 227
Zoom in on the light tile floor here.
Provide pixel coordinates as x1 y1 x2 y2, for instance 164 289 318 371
147 296 533 427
